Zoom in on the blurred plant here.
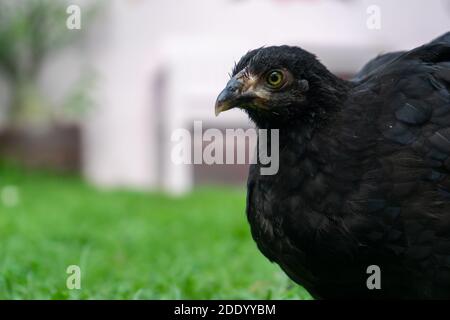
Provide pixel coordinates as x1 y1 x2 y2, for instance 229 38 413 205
0 0 98 127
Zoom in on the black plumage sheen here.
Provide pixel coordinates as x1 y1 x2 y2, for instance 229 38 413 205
215 32 450 299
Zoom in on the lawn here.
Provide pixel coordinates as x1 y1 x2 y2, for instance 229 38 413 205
0 162 311 299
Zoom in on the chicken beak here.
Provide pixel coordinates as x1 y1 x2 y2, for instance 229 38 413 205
215 77 243 116
215 89 234 116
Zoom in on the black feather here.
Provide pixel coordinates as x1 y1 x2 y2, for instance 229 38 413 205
221 32 450 299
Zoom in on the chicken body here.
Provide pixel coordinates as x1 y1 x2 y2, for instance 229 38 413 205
216 32 450 299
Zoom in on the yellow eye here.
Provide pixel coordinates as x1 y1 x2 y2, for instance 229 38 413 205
266 70 284 88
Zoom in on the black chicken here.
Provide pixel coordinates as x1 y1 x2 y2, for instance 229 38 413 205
215 32 450 299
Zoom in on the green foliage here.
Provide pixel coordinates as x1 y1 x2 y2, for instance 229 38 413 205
0 163 312 299
0 0 71 80
0 0 98 125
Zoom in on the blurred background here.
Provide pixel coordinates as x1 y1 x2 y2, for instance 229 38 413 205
0 0 449 299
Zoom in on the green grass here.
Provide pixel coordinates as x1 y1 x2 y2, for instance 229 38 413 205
0 163 311 299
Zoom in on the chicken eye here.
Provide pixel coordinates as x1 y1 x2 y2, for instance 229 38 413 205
266 70 284 88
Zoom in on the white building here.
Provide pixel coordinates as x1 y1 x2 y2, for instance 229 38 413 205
8 0 450 193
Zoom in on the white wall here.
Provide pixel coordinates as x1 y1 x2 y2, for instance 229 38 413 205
21 0 450 190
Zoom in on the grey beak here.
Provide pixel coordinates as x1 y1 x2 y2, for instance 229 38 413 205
215 77 243 116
